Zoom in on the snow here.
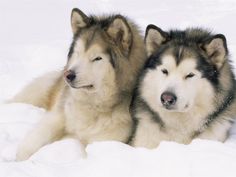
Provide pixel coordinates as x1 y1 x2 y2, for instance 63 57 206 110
0 0 236 176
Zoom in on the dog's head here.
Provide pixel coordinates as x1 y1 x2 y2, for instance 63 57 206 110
64 8 143 104
140 25 229 113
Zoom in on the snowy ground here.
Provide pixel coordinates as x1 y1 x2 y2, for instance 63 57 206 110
0 0 236 176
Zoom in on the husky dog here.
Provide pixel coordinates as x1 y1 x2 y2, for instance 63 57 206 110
13 8 146 160
130 24 236 148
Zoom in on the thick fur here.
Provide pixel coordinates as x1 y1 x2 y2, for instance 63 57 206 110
130 25 236 148
13 8 147 160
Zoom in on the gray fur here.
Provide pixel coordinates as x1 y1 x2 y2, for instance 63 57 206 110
130 25 236 148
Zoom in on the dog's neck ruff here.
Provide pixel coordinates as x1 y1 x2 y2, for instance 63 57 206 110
193 86 235 138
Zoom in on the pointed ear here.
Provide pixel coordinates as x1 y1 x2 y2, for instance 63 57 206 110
106 15 132 56
145 24 169 57
201 34 228 69
71 8 89 34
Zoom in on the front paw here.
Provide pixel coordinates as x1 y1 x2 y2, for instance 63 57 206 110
16 143 36 161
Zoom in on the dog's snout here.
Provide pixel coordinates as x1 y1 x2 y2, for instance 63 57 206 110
64 70 76 82
161 91 177 108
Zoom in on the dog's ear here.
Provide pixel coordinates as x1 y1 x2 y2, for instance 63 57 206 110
145 24 169 57
201 34 228 69
71 8 89 34
106 15 132 57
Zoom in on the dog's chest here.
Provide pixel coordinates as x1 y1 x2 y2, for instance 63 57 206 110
63 99 131 144
64 103 106 138
160 112 206 142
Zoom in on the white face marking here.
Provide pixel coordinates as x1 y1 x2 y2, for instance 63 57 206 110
141 55 215 113
66 38 117 98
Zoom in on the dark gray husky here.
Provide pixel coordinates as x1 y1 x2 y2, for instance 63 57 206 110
130 24 236 148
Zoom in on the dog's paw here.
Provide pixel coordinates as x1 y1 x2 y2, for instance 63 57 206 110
16 151 30 161
15 143 36 161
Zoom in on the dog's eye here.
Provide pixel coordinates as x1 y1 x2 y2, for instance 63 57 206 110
92 57 103 62
185 72 195 79
161 69 168 75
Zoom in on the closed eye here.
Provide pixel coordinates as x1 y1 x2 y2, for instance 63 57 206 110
92 57 103 62
161 69 168 75
185 72 195 79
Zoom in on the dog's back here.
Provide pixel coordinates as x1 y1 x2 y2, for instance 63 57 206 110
10 71 64 110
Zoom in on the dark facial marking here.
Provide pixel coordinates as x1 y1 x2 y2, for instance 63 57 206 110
84 29 97 51
197 54 219 87
107 48 116 68
68 40 76 59
192 83 236 139
144 45 170 70
127 92 165 144
174 46 185 65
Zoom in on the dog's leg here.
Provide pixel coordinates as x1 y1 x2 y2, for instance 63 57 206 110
132 117 162 149
16 111 65 161
197 120 232 142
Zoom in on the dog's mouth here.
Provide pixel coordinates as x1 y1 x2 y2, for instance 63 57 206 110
64 76 94 90
70 84 94 90
65 80 94 90
162 105 176 111
162 104 190 112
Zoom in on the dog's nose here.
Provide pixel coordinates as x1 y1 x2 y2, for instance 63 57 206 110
64 70 76 82
161 91 177 108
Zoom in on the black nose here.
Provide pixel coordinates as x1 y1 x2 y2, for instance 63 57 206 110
161 91 177 108
64 70 76 82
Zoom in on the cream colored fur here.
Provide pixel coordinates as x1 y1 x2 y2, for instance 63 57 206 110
132 56 218 148
131 26 236 149
13 9 147 160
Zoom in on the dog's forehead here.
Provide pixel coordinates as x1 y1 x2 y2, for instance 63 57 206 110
175 47 198 70
74 33 108 57
74 38 86 53
161 54 197 70
161 55 176 68
178 58 197 70
161 46 198 67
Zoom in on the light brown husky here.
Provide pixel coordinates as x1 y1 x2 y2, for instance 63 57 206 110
13 8 147 160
